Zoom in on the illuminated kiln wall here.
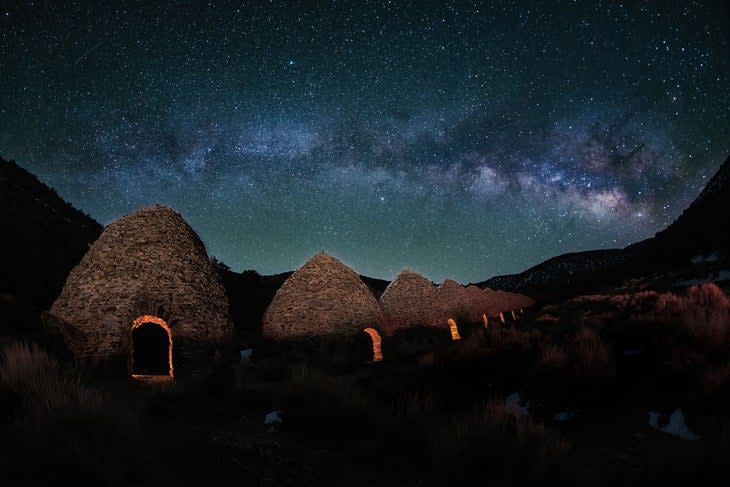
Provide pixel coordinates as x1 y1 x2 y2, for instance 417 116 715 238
362 327 383 362
484 288 536 315
45 205 232 369
262 252 386 339
379 269 441 334
380 271 536 334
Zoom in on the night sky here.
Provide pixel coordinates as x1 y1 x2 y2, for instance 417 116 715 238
1 1 728 282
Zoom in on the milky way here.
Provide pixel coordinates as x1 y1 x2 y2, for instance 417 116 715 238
1 1 728 282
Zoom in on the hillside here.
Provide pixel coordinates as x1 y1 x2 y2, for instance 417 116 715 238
478 156 730 302
0 157 102 333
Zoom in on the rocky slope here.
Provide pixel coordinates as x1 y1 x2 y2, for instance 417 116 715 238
478 156 730 302
0 157 102 333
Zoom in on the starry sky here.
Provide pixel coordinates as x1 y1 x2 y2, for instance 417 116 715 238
1 1 729 283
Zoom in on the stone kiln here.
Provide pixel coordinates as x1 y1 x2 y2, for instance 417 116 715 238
261 252 387 359
44 205 232 376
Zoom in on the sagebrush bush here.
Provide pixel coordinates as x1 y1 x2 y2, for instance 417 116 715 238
537 343 568 369
656 284 730 346
702 362 730 391
574 284 730 348
489 326 542 350
0 341 149 486
431 399 569 486
282 363 380 437
0 341 103 425
392 391 438 420
570 327 614 378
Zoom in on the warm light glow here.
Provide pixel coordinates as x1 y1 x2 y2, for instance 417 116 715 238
131 315 174 378
499 312 506 324
482 313 489 328
448 318 461 341
131 374 174 383
511 310 518 320
362 327 383 362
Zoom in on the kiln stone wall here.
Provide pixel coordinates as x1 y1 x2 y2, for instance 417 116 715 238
380 272 535 332
485 289 536 314
379 270 440 334
262 252 386 339
46 205 232 364
435 279 470 323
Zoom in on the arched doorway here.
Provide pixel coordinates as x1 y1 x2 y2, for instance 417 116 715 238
362 327 383 362
447 318 461 341
131 315 173 378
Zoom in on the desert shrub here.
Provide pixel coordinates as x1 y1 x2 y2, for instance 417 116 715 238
625 416 730 486
536 312 561 325
430 399 569 486
537 343 569 369
488 326 542 351
449 328 491 359
570 327 614 378
701 362 730 392
654 284 730 347
579 284 730 348
393 390 438 420
0 341 104 426
0 341 148 486
417 351 437 365
281 364 433 479
389 326 453 360
281 363 381 438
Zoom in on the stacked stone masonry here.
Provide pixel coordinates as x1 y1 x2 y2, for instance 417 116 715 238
262 252 387 339
46 205 232 362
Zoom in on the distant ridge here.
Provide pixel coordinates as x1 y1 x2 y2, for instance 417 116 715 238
0 157 102 312
477 156 730 302
647 155 730 259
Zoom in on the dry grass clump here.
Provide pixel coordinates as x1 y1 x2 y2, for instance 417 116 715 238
0 341 104 426
0 341 147 485
654 283 730 346
573 284 730 348
431 399 569 486
436 326 542 364
392 391 438 420
569 327 614 378
702 362 730 391
281 363 381 438
537 343 569 369
488 326 542 351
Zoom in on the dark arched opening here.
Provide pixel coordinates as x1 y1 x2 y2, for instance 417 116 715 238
352 327 384 363
131 315 173 377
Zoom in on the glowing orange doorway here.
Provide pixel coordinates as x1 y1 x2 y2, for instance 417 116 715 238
362 327 383 362
448 318 461 341
131 315 174 378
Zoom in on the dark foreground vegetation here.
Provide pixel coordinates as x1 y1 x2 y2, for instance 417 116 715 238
1 282 730 486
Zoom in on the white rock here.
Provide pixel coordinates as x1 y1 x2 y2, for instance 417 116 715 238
648 411 661 429
553 411 575 422
264 410 283 426
505 393 529 417
240 348 253 364
661 409 700 440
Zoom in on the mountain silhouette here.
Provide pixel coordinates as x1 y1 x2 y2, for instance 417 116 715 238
478 156 730 302
2 154 727 327
0 156 102 333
